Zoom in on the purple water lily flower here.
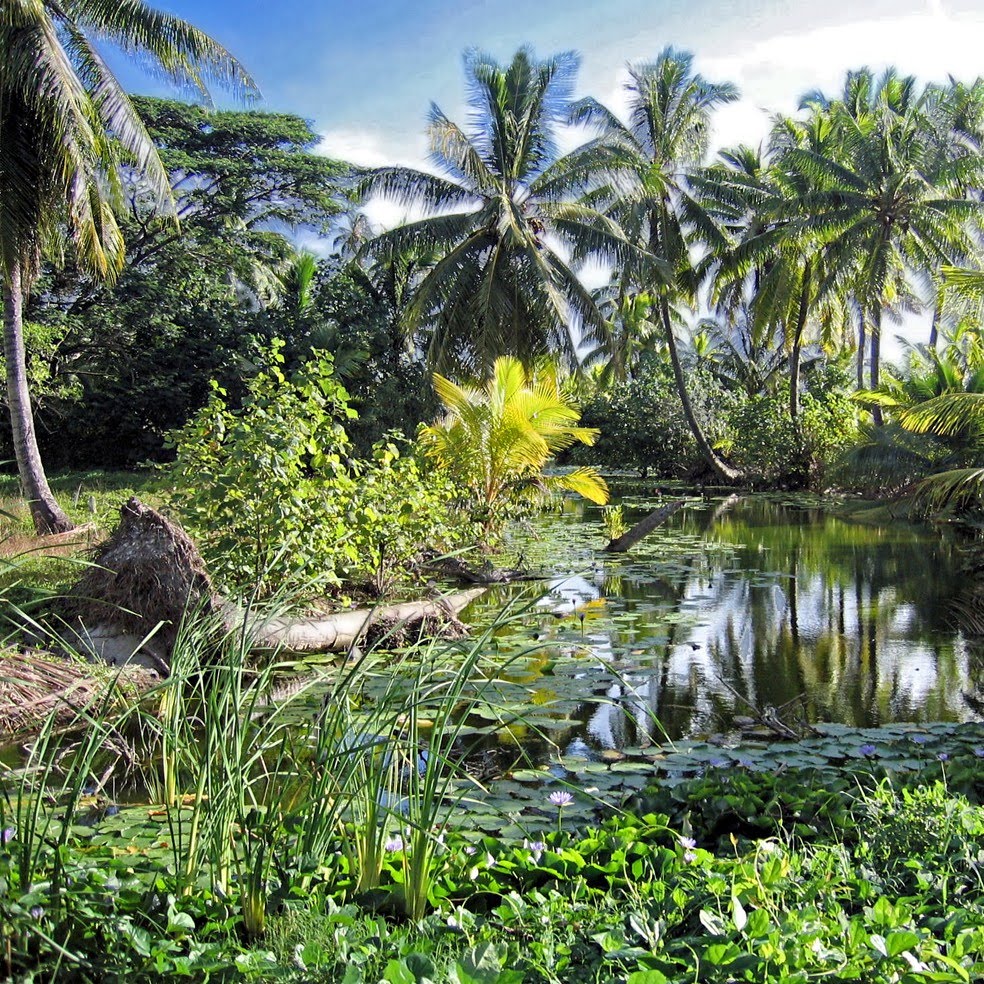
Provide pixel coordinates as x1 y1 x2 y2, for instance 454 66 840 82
1 826 15 845
679 835 697 850
548 791 574 808
384 834 405 853
859 744 877 757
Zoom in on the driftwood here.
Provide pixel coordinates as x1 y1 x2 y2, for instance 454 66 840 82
231 588 485 654
604 500 686 553
50 499 484 669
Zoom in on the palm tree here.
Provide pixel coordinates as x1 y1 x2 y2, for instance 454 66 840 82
361 46 640 377
785 69 983 425
570 48 741 481
1 0 253 532
580 285 661 387
419 355 608 536
707 121 853 422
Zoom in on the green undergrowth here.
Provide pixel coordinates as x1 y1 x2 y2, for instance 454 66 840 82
3 753 984 981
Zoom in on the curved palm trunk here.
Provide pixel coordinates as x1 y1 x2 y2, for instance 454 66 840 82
3 261 73 534
856 313 866 391
658 296 741 482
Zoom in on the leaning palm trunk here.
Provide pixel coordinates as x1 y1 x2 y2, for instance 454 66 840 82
869 307 883 427
2 262 72 534
856 313 866 391
788 261 811 422
658 297 741 482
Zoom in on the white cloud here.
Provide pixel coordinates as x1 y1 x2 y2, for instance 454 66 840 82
316 127 428 170
316 127 436 231
700 3 984 150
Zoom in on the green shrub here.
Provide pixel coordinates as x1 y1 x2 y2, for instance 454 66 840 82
860 779 984 894
167 344 464 597
575 361 730 478
724 394 807 487
724 388 858 490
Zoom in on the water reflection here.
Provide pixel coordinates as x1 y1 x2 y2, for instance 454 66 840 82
479 496 981 751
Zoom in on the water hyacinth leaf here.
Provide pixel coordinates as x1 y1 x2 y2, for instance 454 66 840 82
626 972 669 984
699 909 727 936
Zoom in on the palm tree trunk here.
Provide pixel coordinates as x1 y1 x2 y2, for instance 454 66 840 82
3 261 73 534
928 305 940 350
869 306 883 427
789 262 811 421
657 296 741 482
856 313 866 390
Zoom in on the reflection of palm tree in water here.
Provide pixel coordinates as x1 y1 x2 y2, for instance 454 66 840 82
608 501 969 744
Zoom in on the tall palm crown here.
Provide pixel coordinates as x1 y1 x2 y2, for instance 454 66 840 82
571 48 741 480
581 286 661 387
1 0 253 532
704 117 855 420
362 47 634 376
1 0 252 282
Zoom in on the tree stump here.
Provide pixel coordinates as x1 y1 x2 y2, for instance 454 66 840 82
58 497 217 670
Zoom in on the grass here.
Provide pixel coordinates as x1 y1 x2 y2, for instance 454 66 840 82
0 468 164 541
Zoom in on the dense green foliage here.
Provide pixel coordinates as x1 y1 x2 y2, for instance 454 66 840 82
0 0 258 533
574 359 857 487
10 98 347 470
279 262 438 456
4 719 984 982
575 361 727 479
7 51 984 503
168 347 465 597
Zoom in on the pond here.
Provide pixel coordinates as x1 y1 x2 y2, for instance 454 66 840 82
5 491 983 841
460 492 983 762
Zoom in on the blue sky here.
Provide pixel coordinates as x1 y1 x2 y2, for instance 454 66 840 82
122 0 984 353
129 0 984 169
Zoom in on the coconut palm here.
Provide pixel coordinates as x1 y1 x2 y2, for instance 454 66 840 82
419 355 608 536
784 69 983 425
570 48 741 481
706 120 855 421
580 285 661 387
361 46 641 377
1 0 253 532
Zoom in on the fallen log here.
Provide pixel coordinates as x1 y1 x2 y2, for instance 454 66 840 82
230 587 486 654
604 499 686 553
53 499 485 669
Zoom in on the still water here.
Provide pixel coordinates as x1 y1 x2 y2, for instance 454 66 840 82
467 494 983 753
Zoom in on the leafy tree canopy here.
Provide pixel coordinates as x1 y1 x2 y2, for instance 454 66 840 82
14 100 349 468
